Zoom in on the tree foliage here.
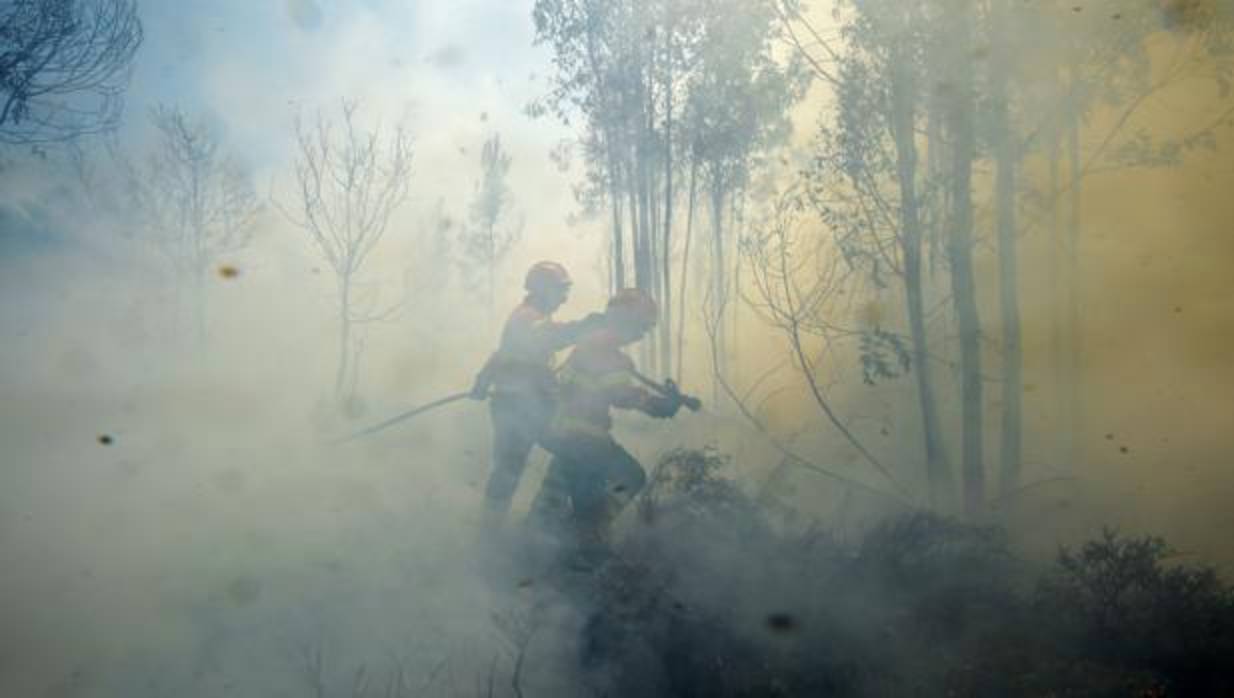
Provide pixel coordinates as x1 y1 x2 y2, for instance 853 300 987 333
530 0 806 377
0 0 143 144
460 133 521 314
778 0 1234 512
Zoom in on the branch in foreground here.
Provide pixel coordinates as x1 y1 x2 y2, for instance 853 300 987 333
702 302 912 507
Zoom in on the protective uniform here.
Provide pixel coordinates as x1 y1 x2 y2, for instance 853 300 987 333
529 289 681 552
473 262 602 523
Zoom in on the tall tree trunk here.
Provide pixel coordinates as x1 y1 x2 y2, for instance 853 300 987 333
646 35 660 305
730 190 744 382
647 117 662 375
993 1 1023 496
661 34 674 378
608 135 626 292
677 156 698 383
335 276 352 401
947 0 984 517
635 143 652 293
925 93 944 270
487 222 496 328
192 266 207 344
1048 127 1066 467
190 177 208 343
627 155 641 293
890 47 951 507
709 175 727 403
1065 62 1084 472
636 128 654 370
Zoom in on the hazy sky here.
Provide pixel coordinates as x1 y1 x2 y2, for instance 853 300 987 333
118 0 591 286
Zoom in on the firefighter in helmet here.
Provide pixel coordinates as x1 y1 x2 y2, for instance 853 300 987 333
529 288 687 557
471 261 604 527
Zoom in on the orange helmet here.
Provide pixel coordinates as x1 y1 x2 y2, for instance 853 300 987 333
606 288 658 328
524 261 572 294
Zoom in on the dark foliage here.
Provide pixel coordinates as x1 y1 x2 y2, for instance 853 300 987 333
1035 530 1234 696
570 449 1234 697
0 0 142 144
857 328 911 385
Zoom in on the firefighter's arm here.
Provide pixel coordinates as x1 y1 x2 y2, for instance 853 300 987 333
610 383 681 418
468 354 496 400
639 392 682 418
531 312 606 352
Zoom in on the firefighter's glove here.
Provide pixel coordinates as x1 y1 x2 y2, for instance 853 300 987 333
645 393 682 419
665 379 702 412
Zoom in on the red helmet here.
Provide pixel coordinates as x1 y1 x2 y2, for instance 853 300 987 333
524 261 572 294
606 288 658 328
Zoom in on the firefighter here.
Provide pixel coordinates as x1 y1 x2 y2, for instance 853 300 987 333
471 261 604 528
529 288 686 560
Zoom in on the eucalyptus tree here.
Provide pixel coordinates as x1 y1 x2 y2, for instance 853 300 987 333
530 0 804 378
684 0 806 386
793 0 1234 512
789 0 956 506
1023 1 1234 474
789 0 1023 512
460 133 521 322
938 0 985 516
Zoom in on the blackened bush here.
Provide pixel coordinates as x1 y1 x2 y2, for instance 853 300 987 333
637 447 770 540
857 513 1011 585
570 450 1234 698
1037 529 1234 696
855 513 1020 639
613 451 1030 697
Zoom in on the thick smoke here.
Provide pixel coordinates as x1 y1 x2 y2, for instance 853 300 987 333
2 1 1233 696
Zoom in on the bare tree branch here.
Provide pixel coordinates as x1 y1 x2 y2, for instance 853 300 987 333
279 100 414 405
0 0 142 144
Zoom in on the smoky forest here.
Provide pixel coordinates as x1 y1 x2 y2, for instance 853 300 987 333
3 0 1234 696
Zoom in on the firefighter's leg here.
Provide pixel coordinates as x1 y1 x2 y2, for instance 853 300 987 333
563 457 610 564
599 441 647 517
568 455 608 533
526 452 574 534
483 398 535 525
565 439 643 558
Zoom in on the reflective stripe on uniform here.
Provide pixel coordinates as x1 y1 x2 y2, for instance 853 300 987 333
551 362 634 438
557 364 632 394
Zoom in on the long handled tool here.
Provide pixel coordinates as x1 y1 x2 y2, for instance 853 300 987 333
336 366 695 445
333 391 474 444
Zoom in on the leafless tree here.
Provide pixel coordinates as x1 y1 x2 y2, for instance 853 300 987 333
0 0 143 144
278 100 413 408
122 104 261 337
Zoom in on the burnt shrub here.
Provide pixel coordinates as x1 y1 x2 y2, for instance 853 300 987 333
604 450 1029 697
1035 529 1234 696
565 449 1234 697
